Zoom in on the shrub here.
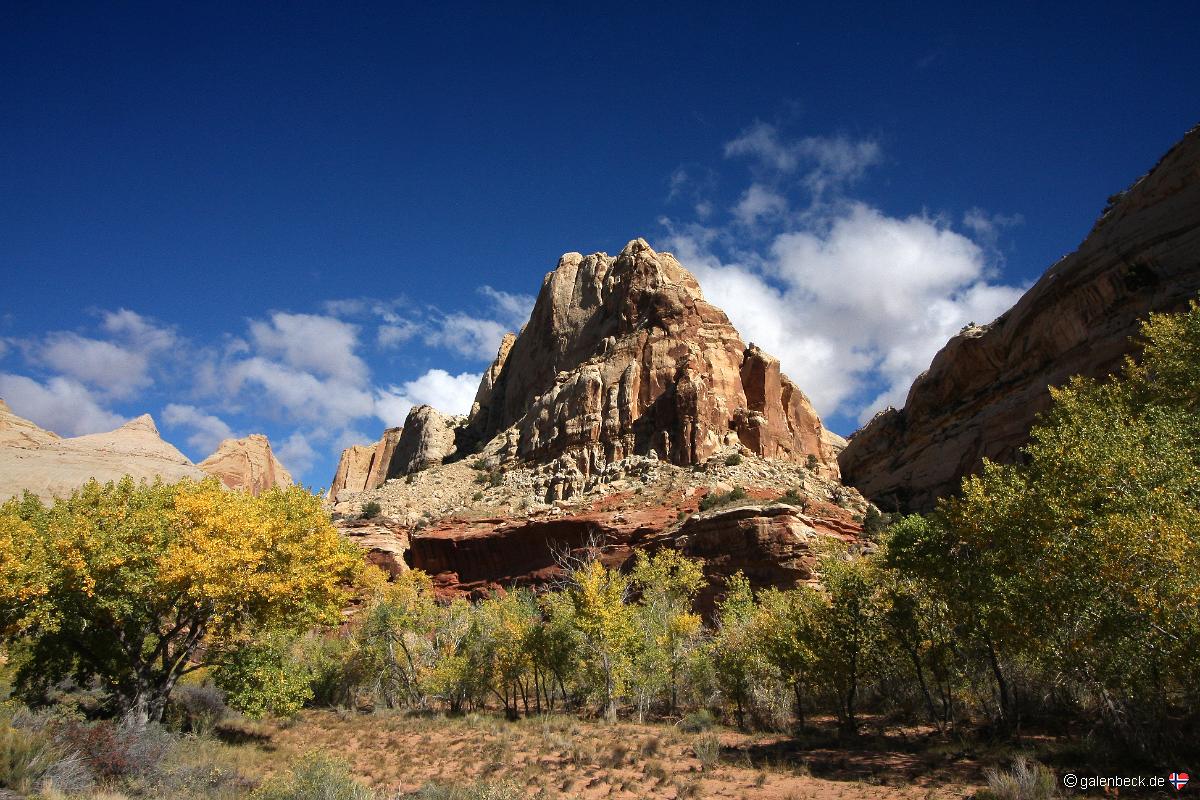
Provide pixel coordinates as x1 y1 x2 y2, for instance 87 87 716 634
776 488 809 509
251 753 372 800
805 454 819 470
472 491 484 501
0 722 92 795
692 733 721 771
488 470 503 488
678 709 715 733
215 636 313 719
724 453 742 466
399 778 525 799
168 684 227 736
981 756 1058 800
359 501 382 519
698 486 748 512
60 716 171 781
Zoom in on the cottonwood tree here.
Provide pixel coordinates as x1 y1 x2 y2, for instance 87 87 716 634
0 478 360 724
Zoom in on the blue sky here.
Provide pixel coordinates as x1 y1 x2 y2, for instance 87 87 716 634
2 2 1197 487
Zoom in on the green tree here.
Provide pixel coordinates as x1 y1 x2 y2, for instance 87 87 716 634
710 572 764 729
629 550 705 719
565 558 636 721
0 478 360 724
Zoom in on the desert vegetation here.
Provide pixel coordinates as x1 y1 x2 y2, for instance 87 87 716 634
0 302 1198 798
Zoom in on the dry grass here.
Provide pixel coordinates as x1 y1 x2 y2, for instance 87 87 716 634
215 710 980 800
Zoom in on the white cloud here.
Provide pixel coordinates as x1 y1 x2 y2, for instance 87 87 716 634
661 126 1025 430
733 184 788 227
248 312 367 383
478 286 535 329
375 369 480 426
26 309 177 399
0 373 125 436
225 356 376 423
724 122 882 197
162 403 237 454
35 333 151 398
424 313 509 361
276 431 317 478
377 320 422 348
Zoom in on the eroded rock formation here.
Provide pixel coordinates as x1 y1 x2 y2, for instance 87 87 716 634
473 239 840 475
391 406 461 475
331 238 841 491
839 124 1200 512
0 407 205 501
198 434 293 495
327 427 402 500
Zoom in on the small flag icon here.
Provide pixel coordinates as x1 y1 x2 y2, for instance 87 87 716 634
1169 773 1189 791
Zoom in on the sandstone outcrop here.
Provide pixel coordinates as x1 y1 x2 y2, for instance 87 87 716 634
198 434 293 495
839 124 1200 511
674 503 857 591
327 427 402 499
331 239 841 491
0 408 205 501
0 399 60 449
391 406 461 475
467 238 840 475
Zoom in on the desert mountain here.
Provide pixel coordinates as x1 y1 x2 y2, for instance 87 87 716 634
839 123 1200 512
197 434 294 495
0 406 205 501
331 238 844 499
328 240 865 599
0 401 290 501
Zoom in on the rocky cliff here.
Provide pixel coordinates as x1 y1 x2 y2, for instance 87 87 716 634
327 427 402 500
0 406 206 501
839 124 1200 512
332 238 842 490
467 239 842 475
198 434 293 495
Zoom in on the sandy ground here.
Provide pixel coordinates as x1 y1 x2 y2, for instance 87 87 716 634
227 710 983 799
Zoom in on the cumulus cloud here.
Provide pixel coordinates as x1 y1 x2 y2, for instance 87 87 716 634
0 373 125 436
733 184 788 227
377 320 422 348
248 312 367 383
478 286 535 330
276 431 318 478
162 403 237 454
26 309 176 399
661 127 1025 429
375 369 480 425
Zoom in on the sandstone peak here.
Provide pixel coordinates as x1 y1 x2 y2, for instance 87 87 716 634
198 434 293 496
118 413 160 435
330 239 842 491
0 411 204 502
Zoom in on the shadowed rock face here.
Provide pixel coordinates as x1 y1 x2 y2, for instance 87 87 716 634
466 238 841 475
839 124 1200 512
198 434 293 496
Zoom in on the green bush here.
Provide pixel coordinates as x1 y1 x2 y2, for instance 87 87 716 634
692 733 721 771
251 753 372 800
724 453 742 466
805 454 818 470
698 486 747 512
359 501 382 519
214 636 313 719
678 709 715 733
